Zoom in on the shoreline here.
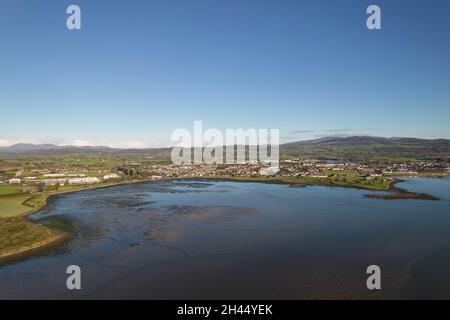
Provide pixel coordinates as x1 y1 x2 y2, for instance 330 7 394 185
17 180 152 218
192 176 439 200
364 184 439 200
0 229 69 265
0 174 442 264
6 171 448 220
0 180 146 264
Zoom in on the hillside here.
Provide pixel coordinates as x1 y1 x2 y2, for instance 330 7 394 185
281 136 450 161
1 136 450 162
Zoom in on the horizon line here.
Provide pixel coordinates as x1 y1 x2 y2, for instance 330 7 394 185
1 135 450 150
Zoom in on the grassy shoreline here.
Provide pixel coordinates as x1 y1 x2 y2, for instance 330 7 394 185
196 175 393 190
0 229 68 265
0 174 441 263
196 176 439 200
0 180 144 263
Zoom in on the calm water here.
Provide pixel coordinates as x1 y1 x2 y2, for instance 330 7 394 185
1 177 450 299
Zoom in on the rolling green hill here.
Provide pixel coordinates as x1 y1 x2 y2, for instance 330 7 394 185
281 136 450 161
1 136 449 162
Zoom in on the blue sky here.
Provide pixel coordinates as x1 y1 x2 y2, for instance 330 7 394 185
1 0 449 147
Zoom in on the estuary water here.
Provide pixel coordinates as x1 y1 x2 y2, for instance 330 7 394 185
1 177 450 299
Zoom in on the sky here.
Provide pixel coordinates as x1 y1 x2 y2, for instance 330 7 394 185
0 0 449 148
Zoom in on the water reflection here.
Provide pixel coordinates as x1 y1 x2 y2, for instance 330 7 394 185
1 178 450 299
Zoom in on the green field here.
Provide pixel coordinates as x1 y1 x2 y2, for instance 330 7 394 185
323 170 358 176
0 187 56 259
0 194 37 218
0 186 70 260
0 185 43 218
0 185 24 197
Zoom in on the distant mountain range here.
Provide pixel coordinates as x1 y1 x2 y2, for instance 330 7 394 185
0 143 169 157
1 136 450 161
0 143 113 153
283 136 450 147
281 136 450 161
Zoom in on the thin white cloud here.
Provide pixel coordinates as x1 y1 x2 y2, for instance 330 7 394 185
106 140 149 149
324 129 354 133
0 139 11 147
71 139 91 147
289 130 313 135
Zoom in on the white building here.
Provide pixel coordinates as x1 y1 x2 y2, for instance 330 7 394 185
259 167 280 176
68 178 82 185
44 173 67 178
42 179 67 186
68 177 100 185
82 177 100 184
103 173 120 180
9 178 21 184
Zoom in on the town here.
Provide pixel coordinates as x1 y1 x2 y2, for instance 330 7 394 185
1 158 449 191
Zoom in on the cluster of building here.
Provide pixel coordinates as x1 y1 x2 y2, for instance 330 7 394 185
132 161 348 179
381 162 450 175
1 159 449 186
135 159 450 180
140 163 262 178
2 173 121 186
